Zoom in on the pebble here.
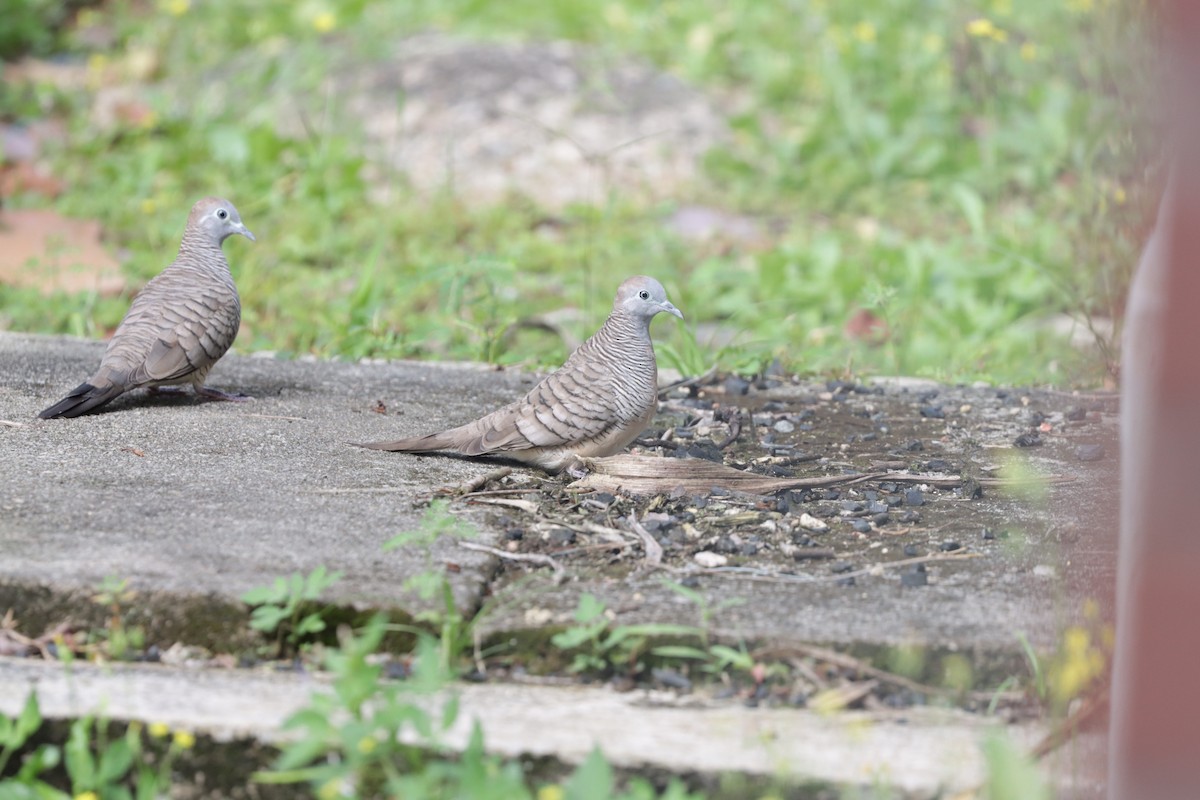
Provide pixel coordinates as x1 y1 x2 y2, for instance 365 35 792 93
902 439 924 452
773 419 796 433
960 478 983 500
1014 431 1042 448
693 551 728 568
939 540 962 552
871 512 891 526
713 535 739 554
900 565 928 587
547 529 576 546
1033 564 1057 578
850 519 872 533
866 500 888 515
681 441 724 462
1065 406 1087 422
590 492 616 507
836 576 857 587
504 528 524 541
798 513 830 532
1075 443 1105 462
919 405 945 419
904 489 925 507
924 459 953 472
652 668 693 690
903 544 920 557
898 510 921 524
724 376 751 396
981 528 996 541
831 560 853 573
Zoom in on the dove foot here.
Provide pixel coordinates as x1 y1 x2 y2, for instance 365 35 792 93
195 386 252 402
563 457 594 480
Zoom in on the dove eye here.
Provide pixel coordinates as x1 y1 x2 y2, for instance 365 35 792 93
216 209 229 220
638 290 650 300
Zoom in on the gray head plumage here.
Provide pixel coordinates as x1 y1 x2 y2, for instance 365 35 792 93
186 197 255 245
613 275 684 321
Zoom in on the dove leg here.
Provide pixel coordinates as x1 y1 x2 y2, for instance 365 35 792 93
194 385 252 402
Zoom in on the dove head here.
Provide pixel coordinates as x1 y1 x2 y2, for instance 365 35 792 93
187 197 256 244
613 276 684 323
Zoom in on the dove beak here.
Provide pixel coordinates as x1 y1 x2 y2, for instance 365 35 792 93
238 225 257 242
662 301 684 320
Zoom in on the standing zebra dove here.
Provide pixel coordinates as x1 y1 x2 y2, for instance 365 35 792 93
357 275 684 472
39 197 254 419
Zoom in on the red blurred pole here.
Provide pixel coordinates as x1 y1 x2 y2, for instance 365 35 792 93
1110 4 1200 797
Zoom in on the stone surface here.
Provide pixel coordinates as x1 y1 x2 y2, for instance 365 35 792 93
184 34 728 208
0 331 518 621
0 656 1104 797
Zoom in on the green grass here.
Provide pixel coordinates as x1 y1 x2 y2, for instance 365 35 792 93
0 0 1143 384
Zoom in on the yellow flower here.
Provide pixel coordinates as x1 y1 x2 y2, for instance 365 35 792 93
1064 626 1090 657
148 721 169 738
163 0 190 15
317 781 341 800
1113 186 1127 205
603 4 633 31
75 793 99 800
172 729 196 749
312 11 337 33
687 25 714 55
537 786 565 800
1020 42 1038 61
922 33 943 54
966 18 996 38
853 21 876 44
357 735 377 754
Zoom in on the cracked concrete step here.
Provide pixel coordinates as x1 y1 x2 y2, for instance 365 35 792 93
0 657 1093 796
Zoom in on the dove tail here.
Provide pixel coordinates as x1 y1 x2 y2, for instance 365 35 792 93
353 432 454 452
38 381 126 419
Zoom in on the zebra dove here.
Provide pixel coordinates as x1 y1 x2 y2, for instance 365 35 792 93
39 197 254 419
357 275 684 472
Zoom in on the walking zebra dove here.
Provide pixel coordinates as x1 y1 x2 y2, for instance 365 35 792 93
357 275 684 472
39 197 254 419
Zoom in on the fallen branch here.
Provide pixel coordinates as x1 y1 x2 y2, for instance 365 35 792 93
458 541 565 578
626 513 663 567
1029 687 1108 760
693 552 982 585
761 642 1026 704
437 467 514 497
468 497 540 514
714 410 742 450
657 366 719 398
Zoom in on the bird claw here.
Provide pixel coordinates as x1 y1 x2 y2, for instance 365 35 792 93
563 457 594 480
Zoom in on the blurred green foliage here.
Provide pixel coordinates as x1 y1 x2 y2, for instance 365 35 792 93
0 0 1145 384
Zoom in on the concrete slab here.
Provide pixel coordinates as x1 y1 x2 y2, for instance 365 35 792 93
0 331 531 634
0 656 1092 797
